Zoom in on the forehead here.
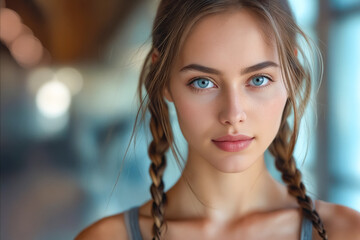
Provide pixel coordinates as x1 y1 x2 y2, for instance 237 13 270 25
175 9 278 72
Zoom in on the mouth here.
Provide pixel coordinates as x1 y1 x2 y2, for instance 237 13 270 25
212 134 254 152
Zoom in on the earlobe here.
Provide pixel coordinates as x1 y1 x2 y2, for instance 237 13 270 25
294 48 298 57
163 87 173 102
153 48 172 102
152 48 160 64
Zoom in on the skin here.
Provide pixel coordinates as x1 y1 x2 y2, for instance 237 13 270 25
76 9 360 240
162 8 289 221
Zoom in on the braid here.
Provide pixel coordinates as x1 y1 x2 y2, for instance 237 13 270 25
269 103 328 240
148 100 171 240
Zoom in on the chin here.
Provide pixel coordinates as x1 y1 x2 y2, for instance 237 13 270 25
208 154 261 173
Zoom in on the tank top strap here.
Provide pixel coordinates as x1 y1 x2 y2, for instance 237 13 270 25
300 213 313 240
300 199 316 240
124 207 143 240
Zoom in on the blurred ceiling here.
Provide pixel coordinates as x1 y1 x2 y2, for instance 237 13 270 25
4 0 142 63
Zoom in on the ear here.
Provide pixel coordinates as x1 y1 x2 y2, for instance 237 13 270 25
294 48 298 57
152 48 173 102
151 48 160 64
163 86 173 102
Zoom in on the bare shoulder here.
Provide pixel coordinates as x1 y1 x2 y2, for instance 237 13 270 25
315 200 360 240
75 213 128 240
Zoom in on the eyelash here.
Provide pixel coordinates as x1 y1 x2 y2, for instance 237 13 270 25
187 74 274 93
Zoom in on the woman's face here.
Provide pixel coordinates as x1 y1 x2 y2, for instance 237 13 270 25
165 10 288 173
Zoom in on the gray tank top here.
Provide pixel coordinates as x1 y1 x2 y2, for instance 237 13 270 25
124 207 313 240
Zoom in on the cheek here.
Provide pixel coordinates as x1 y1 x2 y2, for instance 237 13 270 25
253 86 287 136
173 96 214 137
263 98 286 126
170 90 216 141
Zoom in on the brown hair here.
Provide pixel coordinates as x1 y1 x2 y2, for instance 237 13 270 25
134 0 327 239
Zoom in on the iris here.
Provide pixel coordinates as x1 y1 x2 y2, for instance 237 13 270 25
194 78 211 88
251 76 266 86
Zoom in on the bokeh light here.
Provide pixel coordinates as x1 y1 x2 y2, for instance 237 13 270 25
0 8 22 44
27 67 55 95
35 80 71 118
10 34 43 68
56 67 84 95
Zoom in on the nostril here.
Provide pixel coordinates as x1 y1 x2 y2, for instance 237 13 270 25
221 111 247 125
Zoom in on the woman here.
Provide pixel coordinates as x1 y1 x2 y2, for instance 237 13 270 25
76 0 360 239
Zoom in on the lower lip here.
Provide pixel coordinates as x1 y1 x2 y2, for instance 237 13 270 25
212 138 254 152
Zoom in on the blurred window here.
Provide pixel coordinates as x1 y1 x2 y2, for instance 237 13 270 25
327 1 360 211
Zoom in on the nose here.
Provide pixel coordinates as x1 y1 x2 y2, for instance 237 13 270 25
219 89 247 126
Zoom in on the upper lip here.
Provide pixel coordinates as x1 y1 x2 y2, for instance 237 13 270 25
212 134 254 142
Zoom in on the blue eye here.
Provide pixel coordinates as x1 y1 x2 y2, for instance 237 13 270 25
249 75 270 87
191 78 215 89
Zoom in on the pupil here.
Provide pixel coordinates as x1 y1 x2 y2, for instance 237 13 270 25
255 77 264 85
199 80 209 88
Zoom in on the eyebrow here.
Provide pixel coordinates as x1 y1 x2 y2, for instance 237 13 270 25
179 61 279 75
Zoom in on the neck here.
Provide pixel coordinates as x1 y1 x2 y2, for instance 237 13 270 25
165 150 294 222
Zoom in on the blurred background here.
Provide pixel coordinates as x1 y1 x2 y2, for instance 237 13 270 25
0 0 359 239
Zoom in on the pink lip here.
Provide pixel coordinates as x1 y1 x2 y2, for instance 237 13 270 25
212 134 254 152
